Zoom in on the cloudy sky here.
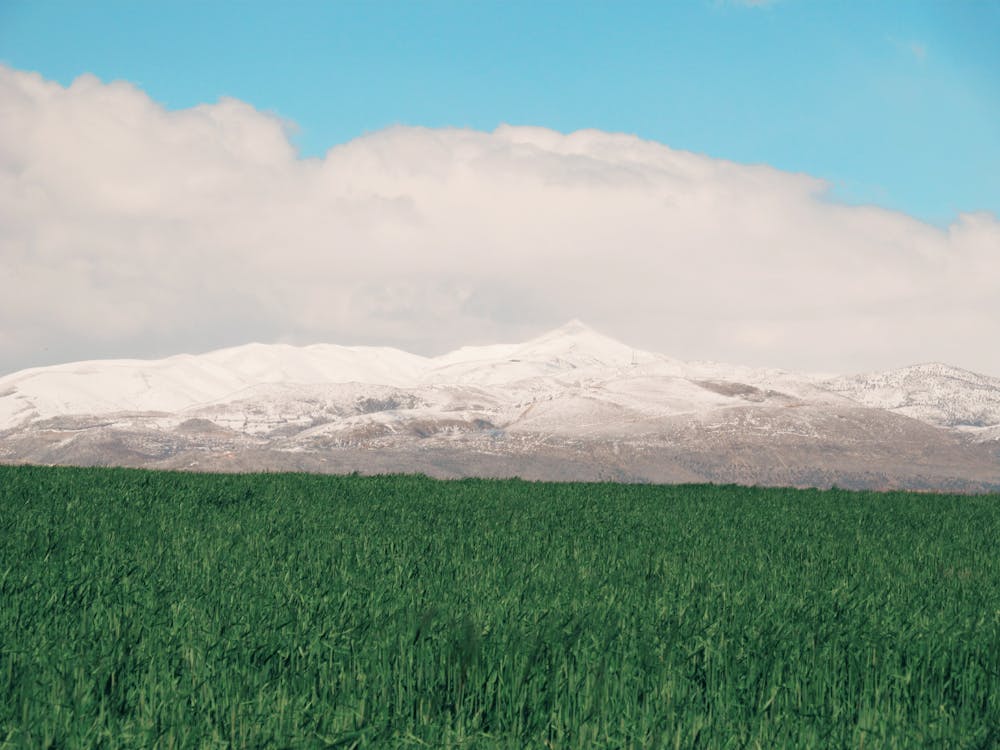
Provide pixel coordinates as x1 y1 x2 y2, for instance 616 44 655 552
1 1 998 376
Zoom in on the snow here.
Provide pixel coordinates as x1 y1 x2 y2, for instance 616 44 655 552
202 343 428 387
828 363 1000 429
2 321 999 439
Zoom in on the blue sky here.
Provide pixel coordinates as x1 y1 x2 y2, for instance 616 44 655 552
1 0 997 226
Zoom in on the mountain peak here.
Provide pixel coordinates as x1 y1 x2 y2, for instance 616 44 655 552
551 318 595 336
514 320 636 368
533 319 620 343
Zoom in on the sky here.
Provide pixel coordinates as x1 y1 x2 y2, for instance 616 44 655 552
1 0 999 376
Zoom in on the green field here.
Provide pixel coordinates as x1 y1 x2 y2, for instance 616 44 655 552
1 466 998 748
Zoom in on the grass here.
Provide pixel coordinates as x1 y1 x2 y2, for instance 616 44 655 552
1 465 998 748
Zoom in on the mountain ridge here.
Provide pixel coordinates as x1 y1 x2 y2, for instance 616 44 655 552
2 322 999 491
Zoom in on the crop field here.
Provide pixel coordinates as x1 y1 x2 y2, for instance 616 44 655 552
1 466 998 748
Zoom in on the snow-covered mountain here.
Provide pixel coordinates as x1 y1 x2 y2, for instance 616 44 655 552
2 321 999 491
827 363 1000 433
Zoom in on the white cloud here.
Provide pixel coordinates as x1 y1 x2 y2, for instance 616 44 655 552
1 65 999 375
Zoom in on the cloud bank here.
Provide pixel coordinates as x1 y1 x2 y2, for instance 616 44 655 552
1 65 998 376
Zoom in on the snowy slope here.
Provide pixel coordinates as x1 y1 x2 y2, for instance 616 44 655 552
828 363 1000 432
421 320 652 387
2 322 1000 446
202 343 428 386
0 355 247 427
0 343 429 429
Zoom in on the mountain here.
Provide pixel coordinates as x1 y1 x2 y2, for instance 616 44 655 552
827 363 1000 432
2 322 999 491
